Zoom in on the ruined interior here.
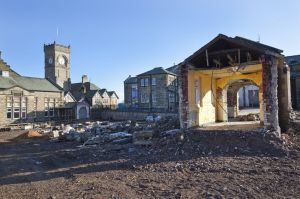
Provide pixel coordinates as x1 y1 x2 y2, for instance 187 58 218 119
178 34 292 136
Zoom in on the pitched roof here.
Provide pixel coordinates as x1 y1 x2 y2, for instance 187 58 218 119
85 90 98 100
0 76 62 92
124 75 137 84
166 65 179 75
137 67 176 76
0 58 20 77
184 34 283 68
107 91 119 99
285 55 300 66
71 82 100 92
99 88 107 96
71 91 85 102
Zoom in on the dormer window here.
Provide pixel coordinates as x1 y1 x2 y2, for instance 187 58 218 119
0 71 9 77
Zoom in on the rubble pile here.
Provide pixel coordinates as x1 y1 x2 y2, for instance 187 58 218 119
20 115 293 157
11 129 45 141
237 113 260 121
38 115 180 148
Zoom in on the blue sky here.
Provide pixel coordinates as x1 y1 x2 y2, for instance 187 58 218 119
1 0 300 101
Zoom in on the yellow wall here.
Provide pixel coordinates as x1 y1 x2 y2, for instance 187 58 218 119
187 71 216 126
187 64 263 127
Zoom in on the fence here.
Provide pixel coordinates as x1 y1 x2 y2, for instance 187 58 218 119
94 110 178 121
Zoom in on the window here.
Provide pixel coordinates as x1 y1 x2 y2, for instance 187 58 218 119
152 77 156 86
44 98 49 117
144 78 149 86
14 108 20 119
152 92 157 103
34 97 38 118
169 93 175 103
140 78 148 87
49 99 55 117
21 97 27 118
6 97 12 119
140 79 145 87
194 79 201 105
7 108 12 119
131 84 138 104
44 98 55 117
13 95 21 119
141 93 149 103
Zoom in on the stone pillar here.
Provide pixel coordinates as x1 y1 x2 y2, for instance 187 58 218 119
259 85 264 122
178 64 189 129
217 86 228 122
227 87 237 118
277 56 292 131
262 55 280 136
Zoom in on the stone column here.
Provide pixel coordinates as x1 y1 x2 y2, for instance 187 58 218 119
277 56 292 131
262 55 280 136
216 86 228 122
178 64 189 129
227 87 236 118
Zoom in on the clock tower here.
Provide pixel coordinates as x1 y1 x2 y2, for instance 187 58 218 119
44 42 71 91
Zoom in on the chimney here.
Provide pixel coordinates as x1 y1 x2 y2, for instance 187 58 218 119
82 75 89 83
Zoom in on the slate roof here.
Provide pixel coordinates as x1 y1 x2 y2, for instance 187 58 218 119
137 67 176 76
124 76 137 84
166 65 179 75
85 90 98 99
71 82 100 92
99 89 107 96
0 58 20 77
107 91 119 99
285 55 300 66
71 91 85 102
0 76 62 92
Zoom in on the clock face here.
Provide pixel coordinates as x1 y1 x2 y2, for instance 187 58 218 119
58 56 65 65
48 57 53 64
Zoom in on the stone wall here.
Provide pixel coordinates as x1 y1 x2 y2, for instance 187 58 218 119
96 110 178 121
0 86 63 126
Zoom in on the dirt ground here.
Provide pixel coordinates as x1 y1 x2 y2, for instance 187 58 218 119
0 129 299 199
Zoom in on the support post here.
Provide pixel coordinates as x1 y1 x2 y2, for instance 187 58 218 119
262 55 280 136
178 64 189 129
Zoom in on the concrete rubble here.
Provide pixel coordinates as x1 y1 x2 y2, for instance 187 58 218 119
25 115 181 148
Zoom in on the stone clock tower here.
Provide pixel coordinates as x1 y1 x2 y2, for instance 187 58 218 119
44 42 71 91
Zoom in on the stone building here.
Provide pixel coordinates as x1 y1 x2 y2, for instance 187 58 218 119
0 41 119 125
108 91 119 110
71 75 119 110
44 42 71 91
285 55 300 109
0 52 64 126
178 34 291 135
124 67 178 112
124 76 138 108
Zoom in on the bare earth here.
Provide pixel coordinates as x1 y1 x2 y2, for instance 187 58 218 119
0 130 299 199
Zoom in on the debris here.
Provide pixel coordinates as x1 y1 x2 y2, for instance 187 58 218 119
146 115 154 123
133 130 154 146
108 132 132 141
237 113 260 121
23 125 33 130
161 129 181 137
51 130 61 138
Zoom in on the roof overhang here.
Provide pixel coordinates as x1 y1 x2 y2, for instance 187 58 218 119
184 34 283 69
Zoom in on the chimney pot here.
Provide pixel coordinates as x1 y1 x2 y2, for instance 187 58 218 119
82 75 89 83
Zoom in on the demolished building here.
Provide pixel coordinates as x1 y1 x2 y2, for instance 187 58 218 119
177 34 292 136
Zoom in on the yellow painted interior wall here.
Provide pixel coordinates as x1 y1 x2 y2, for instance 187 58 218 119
188 71 216 126
187 64 264 127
